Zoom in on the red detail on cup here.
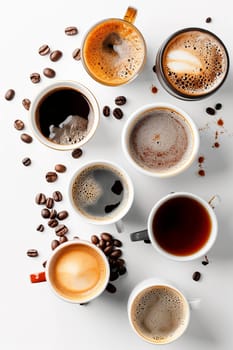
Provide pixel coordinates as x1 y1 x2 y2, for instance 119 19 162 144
30 271 46 283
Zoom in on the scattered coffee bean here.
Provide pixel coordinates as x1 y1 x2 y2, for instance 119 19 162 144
42 260 47 268
36 224 44 232
198 169 205 177
118 265 127 275
113 239 122 247
5 89 15 101
49 209 57 219
144 239 151 244
22 98 31 110
72 48 81 60
113 107 123 119
59 236 68 244
205 17 212 23
79 302 89 306
35 193 46 205
21 133 33 144
99 239 106 249
41 208 50 219
103 105 110 117
30 72 41 84
116 258 125 267
115 96 126 106
106 283 117 294
110 249 122 259
51 239 60 250
46 171 57 183
192 271 201 281
22 157 31 166
52 190 63 202
151 85 158 94
152 65 156 73
104 245 113 256
215 103 222 110
110 270 119 281
72 148 83 159
91 235 99 245
48 219 59 228
65 26 78 36
54 164 66 173
14 119 24 130
50 50 63 62
101 233 113 242
206 107 215 115
106 241 111 246
43 67 56 78
202 255 209 266
57 210 69 220
46 197 54 209
109 258 117 267
73 236 79 240
38 44 50 56
27 249 38 257
55 224 68 236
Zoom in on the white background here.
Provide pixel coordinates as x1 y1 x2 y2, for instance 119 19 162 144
0 0 233 349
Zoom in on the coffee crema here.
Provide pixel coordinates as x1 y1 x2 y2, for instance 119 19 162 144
82 19 145 85
129 108 193 173
131 286 188 344
161 29 229 97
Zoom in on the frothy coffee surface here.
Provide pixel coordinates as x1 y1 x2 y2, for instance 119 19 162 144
131 286 188 344
83 19 145 85
162 29 228 97
129 108 193 173
50 244 107 302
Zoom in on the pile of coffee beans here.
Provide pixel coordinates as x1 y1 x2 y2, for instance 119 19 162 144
91 232 126 294
103 96 127 120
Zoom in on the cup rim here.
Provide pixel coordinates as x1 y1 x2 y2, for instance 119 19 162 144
29 80 100 150
46 239 110 303
68 159 134 225
147 191 218 261
122 102 200 178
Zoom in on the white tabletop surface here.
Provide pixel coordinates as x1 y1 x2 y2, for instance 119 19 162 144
1 0 233 349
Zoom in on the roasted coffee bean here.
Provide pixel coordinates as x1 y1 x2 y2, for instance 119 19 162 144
51 239 60 250
65 26 78 36
46 171 57 183
22 98 31 110
59 236 68 244
99 239 106 249
21 133 33 143
202 261 209 266
57 210 68 220
50 50 63 62
144 239 151 244
46 197 54 209
55 164 66 173
41 208 50 219
113 239 122 247
73 236 80 240
113 108 123 119
43 67 56 78
205 17 212 23
110 270 119 281
116 258 125 267
14 119 24 130
72 48 81 60
42 260 47 268
110 249 122 259
104 245 113 256
103 105 110 117
38 44 50 56
118 265 127 275
22 157 31 166
106 283 117 294
109 258 117 267
192 271 201 281
35 193 46 205
71 148 83 158
5 89 15 101
106 241 111 246
49 209 57 219
27 249 38 257
36 224 44 232
206 107 215 115
30 72 41 84
115 96 127 106
101 233 112 241
55 224 68 237
215 103 222 110
48 219 58 228
52 190 63 202
91 235 99 245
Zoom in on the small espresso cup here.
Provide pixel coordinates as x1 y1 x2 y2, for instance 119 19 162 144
69 160 134 226
81 7 146 86
130 192 218 261
29 80 99 150
122 103 199 178
155 27 229 100
128 278 190 344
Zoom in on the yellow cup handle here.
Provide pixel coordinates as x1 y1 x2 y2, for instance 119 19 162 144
123 7 137 24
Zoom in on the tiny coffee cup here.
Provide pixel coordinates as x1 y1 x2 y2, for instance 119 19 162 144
122 103 199 177
81 7 146 86
130 192 218 261
29 80 99 150
128 278 190 344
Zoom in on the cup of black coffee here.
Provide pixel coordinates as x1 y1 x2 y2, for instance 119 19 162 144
30 81 99 150
130 192 218 261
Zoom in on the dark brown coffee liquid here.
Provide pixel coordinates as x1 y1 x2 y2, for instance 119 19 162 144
152 196 212 256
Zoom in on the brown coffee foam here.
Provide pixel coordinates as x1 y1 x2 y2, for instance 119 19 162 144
162 30 228 96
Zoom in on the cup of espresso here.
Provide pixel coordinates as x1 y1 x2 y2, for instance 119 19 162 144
155 27 229 100
81 7 146 86
130 192 218 261
128 278 190 344
122 103 199 177
69 160 134 225
29 81 99 150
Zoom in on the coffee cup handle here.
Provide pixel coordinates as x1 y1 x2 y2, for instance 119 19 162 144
123 7 137 24
208 194 221 209
130 229 149 241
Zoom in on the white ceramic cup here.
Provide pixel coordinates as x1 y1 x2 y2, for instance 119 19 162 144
29 80 100 150
130 192 218 261
128 278 190 345
69 160 134 226
122 103 199 177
